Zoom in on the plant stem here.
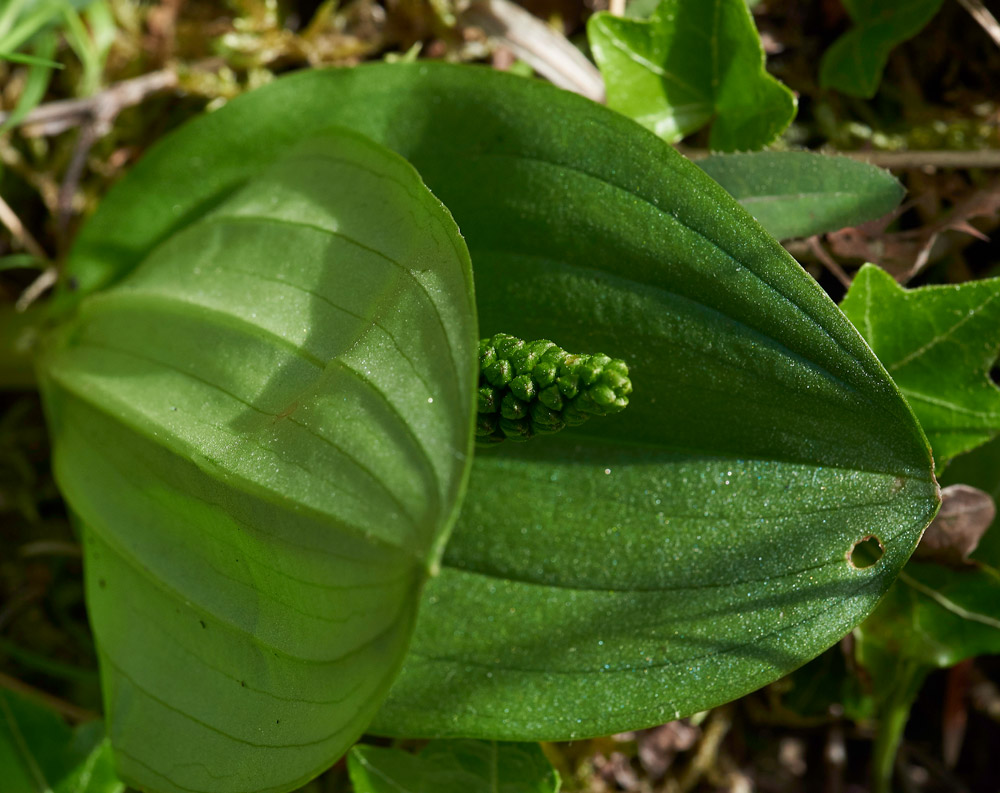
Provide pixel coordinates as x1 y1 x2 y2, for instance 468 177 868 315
871 660 928 793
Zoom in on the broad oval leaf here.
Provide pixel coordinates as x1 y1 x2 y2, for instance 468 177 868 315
50 64 937 746
697 151 904 241
39 130 478 793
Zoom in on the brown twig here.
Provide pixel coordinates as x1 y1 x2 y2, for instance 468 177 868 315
839 149 1000 170
0 671 99 724
677 147 1000 170
19 540 83 558
0 69 179 137
806 235 853 289
56 120 104 241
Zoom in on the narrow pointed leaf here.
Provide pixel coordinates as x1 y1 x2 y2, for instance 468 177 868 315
40 129 478 793
819 0 944 98
587 0 796 150
697 151 904 240
347 740 560 793
50 63 936 749
840 264 1000 469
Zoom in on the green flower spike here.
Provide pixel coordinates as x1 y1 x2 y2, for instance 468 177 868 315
476 333 632 443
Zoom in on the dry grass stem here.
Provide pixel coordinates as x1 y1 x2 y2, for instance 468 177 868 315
460 0 605 102
956 0 1000 49
0 193 47 260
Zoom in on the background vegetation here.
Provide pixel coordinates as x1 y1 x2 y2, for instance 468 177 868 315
1 0 999 791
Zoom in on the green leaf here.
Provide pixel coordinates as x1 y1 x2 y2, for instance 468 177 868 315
853 552 1000 791
39 129 478 793
840 264 1000 469
696 151 904 240
0 689 123 793
347 740 560 793
51 63 935 754
819 0 944 99
0 254 47 271
587 0 796 150
0 30 58 134
0 49 62 67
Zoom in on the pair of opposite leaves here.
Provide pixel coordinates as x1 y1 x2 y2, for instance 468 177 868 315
39 63 939 793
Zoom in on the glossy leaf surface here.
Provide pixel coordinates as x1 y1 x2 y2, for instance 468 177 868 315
819 0 944 98
840 264 1000 469
52 63 937 746
347 740 559 793
697 152 904 240
40 130 478 793
587 0 795 150
0 690 123 793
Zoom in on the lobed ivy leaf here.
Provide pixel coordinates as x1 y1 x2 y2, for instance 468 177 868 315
0 690 123 793
40 129 478 793
819 0 944 99
697 151 904 240
840 264 1000 470
47 62 936 776
587 0 796 151
347 740 560 793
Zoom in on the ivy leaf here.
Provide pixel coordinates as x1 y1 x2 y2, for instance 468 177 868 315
696 151 904 240
347 740 560 793
819 0 944 98
587 0 796 150
50 63 935 764
40 130 478 793
0 690 123 793
840 264 1000 469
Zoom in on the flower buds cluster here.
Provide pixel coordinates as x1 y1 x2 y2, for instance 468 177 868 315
476 333 632 443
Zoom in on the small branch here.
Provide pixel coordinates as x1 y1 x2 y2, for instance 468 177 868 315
57 121 104 240
0 671 99 724
840 149 1000 170
460 0 605 102
955 0 1000 49
806 236 853 289
0 69 178 137
0 193 48 260
608 0 627 16
20 540 83 558
677 147 1000 170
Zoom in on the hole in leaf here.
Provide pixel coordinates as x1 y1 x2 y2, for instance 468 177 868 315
848 535 884 569
990 363 1000 386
